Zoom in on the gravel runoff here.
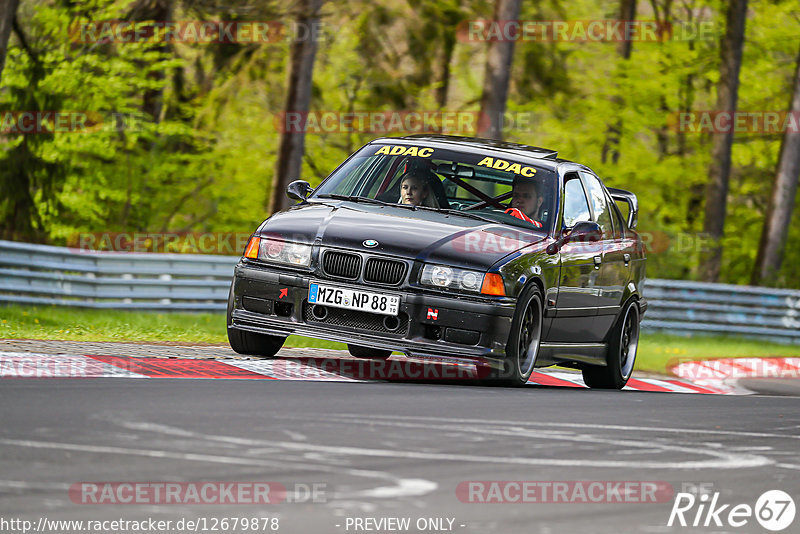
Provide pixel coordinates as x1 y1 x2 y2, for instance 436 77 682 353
0 339 350 360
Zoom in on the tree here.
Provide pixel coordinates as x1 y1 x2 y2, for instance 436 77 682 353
751 43 800 286
699 0 748 282
268 0 324 214
600 0 637 164
0 0 19 83
476 0 521 140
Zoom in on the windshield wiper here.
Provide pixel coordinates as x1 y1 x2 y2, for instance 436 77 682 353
317 194 423 210
317 194 387 205
438 209 498 225
317 195 499 222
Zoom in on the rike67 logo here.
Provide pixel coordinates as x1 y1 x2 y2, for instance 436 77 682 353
668 489 795 531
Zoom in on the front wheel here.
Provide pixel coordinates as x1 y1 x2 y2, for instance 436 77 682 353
481 285 543 386
226 285 286 357
582 299 640 389
228 327 286 357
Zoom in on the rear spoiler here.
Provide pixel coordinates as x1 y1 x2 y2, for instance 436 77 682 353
607 187 638 229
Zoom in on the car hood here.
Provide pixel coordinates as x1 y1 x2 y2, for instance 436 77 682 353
258 201 547 270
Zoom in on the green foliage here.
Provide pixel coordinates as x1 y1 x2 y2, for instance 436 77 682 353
1 0 799 287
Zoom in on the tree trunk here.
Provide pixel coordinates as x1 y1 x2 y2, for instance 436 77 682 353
436 31 455 109
128 0 173 122
476 0 521 140
0 0 19 83
751 43 800 286
600 0 637 164
699 0 748 282
268 0 324 214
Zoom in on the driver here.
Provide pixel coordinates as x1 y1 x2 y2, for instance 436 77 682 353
511 179 544 219
505 178 543 227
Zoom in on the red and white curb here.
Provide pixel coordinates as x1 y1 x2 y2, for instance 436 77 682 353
0 351 741 393
669 357 800 394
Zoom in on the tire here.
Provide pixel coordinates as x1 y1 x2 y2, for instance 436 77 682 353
228 327 286 357
226 285 286 357
347 344 392 358
582 299 640 389
481 284 543 386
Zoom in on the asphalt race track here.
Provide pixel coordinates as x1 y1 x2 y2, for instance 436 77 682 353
1 345 799 534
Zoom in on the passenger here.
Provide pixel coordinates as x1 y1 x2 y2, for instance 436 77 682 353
398 170 439 208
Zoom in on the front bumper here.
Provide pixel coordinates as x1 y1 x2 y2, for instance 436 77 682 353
229 262 516 368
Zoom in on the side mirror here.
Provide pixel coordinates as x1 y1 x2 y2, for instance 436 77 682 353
286 180 313 202
546 221 602 254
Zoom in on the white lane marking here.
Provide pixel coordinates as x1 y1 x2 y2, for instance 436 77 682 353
353 479 438 499
776 463 800 471
283 429 307 441
0 438 292 467
0 436 436 501
296 415 772 470
0 480 71 490
119 419 772 470
327 413 800 441
114 421 437 500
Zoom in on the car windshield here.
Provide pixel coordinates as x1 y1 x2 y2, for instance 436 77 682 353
311 142 558 233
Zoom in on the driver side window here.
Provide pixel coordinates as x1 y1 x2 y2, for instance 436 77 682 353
563 175 591 228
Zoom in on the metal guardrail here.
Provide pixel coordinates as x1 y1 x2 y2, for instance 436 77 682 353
641 279 800 344
0 239 236 311
1 239 799 343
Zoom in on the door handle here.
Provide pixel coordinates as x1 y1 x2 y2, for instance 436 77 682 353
623 253 631 265
593 256 602 269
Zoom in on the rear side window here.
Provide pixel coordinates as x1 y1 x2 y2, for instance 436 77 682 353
581 172 613 238
610 200 627 239
563 175 591 228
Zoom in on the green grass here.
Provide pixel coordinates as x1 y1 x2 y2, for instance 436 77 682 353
2 305 799 374
0 305 346 350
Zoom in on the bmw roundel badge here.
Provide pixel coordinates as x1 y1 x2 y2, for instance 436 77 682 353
363 239 379 248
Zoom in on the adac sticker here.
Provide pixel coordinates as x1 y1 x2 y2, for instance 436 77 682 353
374 145 434 157
477 156 537 177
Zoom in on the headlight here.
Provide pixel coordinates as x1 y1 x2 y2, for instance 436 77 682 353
244 236 312 267
420 264 484 293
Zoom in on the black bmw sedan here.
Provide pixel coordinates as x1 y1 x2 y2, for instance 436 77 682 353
227 135 647 388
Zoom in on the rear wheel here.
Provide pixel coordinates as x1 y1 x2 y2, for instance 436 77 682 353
582 299 640 389
347 345 392 358
481 285 543 386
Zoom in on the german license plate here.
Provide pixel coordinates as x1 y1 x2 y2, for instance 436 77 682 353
308 283 399 316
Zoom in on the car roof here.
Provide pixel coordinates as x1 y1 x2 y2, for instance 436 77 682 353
369 134 572 171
